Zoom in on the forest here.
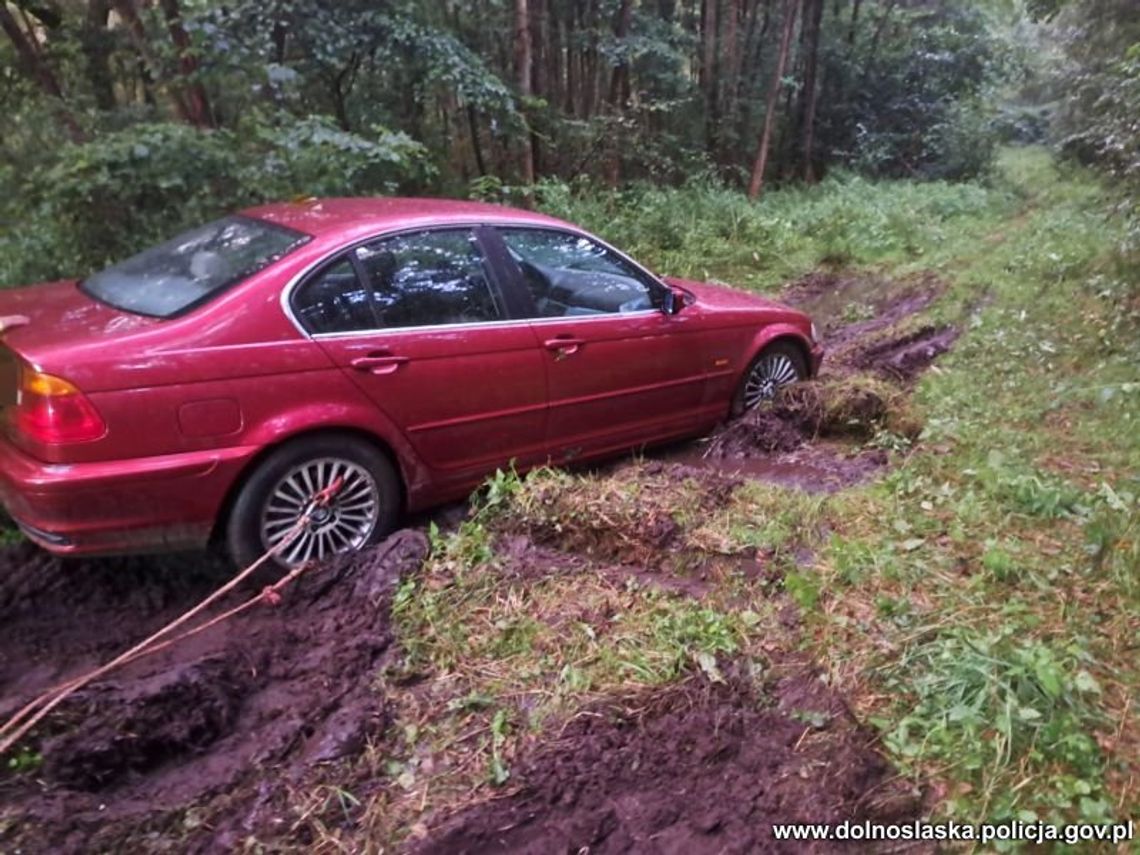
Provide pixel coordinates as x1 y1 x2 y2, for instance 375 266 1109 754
0 0 1137 281
0 1 1137 852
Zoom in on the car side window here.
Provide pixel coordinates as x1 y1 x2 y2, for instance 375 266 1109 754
292 229 503 334
497 228 663 318
293 259 376 334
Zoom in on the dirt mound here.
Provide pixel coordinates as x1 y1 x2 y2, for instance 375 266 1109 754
703 375 917 467
703 407 806 458
690 270 955 479
416 663 923 854
0 529 429 853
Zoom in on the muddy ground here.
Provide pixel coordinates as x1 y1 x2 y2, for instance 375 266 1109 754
0 270 955 852
0 532 429 851
417 663 923 855
664 269 957 490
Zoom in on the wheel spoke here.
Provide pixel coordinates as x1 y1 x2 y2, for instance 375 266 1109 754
325 525 345 551
284 530 307 565
743 352 803 410
338 498 376 514
339 480 372 502
264 518 298 537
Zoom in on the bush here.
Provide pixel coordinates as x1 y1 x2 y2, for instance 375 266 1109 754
0 115 431 285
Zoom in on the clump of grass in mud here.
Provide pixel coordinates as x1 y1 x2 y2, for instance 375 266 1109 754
779 375 925 440
705 373 924 460
492 464 725 566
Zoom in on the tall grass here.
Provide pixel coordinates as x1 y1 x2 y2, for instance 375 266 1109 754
535 169 1015 290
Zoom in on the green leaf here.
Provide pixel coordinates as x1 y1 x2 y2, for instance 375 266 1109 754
1073 670 1102 695
1034 659 1064 698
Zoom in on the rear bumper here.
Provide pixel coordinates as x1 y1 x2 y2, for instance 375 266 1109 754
0 437 258 556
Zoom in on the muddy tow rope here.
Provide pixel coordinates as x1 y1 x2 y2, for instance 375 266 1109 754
0 478 344 757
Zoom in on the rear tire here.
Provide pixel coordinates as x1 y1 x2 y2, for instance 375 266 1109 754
731 341 808 417
225 434 400 570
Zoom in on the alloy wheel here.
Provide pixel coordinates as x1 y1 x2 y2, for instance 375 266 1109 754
260 457 380 566
742 352 801 409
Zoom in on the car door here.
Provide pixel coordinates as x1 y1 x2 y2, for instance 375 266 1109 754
291 226 547 485
491 226 711 463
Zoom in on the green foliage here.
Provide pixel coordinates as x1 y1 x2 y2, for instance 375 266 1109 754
11 123 244 279
5 749 42 774
1 0 1043 208
783 571 821 610
881 627 1110 823
535 171 1010 288
0 116 429 285
242 114 432 199
1047 0 1140 186
821 4 1015 180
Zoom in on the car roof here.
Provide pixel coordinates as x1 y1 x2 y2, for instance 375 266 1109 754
240 196 575 239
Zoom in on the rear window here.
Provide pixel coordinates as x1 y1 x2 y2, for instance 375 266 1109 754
81 216 309 318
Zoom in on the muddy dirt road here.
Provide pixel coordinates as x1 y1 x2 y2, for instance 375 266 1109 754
0 270 955 852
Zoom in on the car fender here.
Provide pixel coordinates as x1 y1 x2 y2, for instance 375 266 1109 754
745 324 816 376
238 398 431 505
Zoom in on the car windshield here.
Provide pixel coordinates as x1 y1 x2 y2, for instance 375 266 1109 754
81 216 309 318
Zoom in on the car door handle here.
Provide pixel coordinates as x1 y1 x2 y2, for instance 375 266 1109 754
544 337 584 357
350 354 409 375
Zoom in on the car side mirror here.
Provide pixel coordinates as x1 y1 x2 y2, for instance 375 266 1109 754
662 286 686 316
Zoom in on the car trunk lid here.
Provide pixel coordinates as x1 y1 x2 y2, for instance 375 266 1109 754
0 280 156 366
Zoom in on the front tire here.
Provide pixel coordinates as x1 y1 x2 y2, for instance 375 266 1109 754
225 434 401 570
731 341 808 416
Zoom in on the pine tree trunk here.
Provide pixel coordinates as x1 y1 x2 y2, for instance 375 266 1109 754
111 0 194 124
848 0 861 45
82 0 117 111
747 0 800 199
701 0 719 153
514 0 536 190
158 0 214 127
0 3 85 141
605 0 634 186
799 0 824 181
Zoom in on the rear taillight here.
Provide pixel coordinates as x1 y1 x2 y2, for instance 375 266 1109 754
13 365 106 444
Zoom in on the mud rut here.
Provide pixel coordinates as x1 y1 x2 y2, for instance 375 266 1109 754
0 271 956 852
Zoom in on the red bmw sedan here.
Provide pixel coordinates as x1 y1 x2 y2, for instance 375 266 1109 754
0 198 822 567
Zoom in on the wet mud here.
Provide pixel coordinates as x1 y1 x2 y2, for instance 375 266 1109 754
678 270 958 489
0 530 428 853
496 530 717 598
416 662 924 854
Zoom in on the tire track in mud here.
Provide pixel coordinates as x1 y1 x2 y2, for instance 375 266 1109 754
0 531 427 853
674 270 959 489
407 270 957 853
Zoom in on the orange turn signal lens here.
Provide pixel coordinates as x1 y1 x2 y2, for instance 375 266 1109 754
21 369 81 398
